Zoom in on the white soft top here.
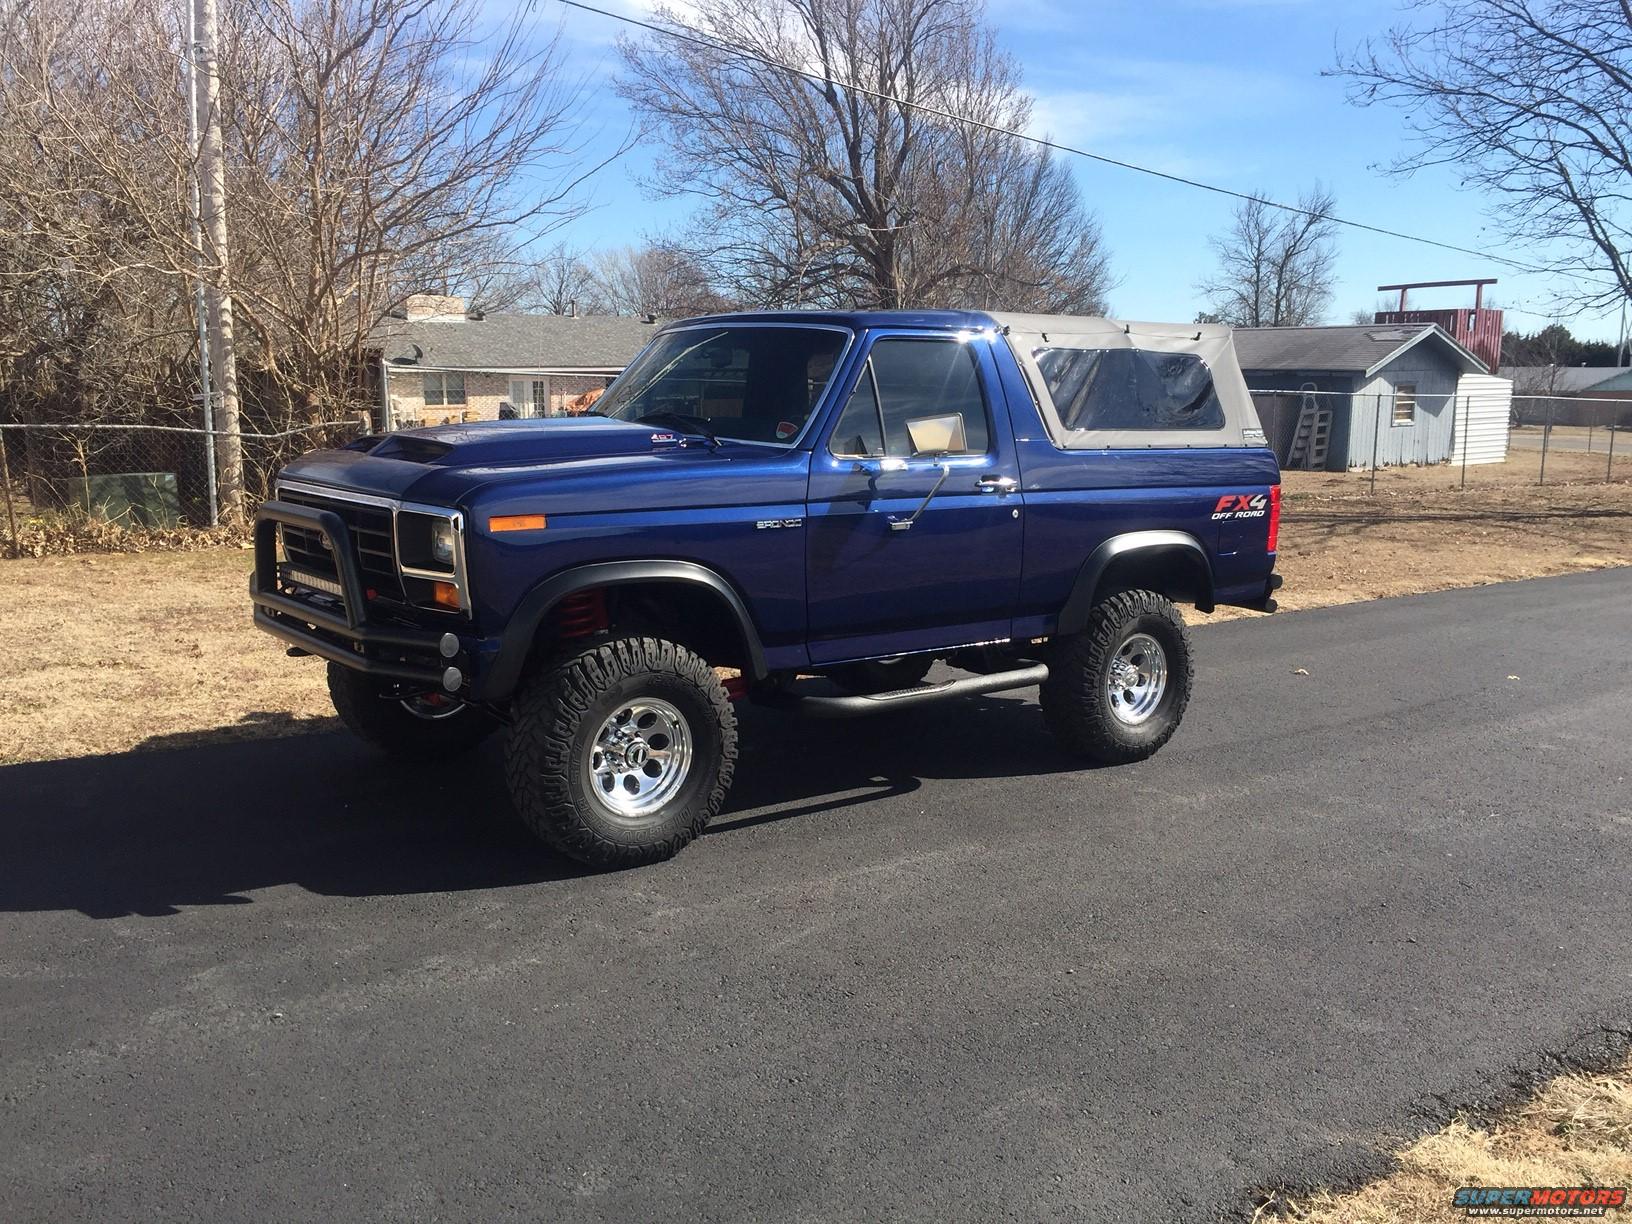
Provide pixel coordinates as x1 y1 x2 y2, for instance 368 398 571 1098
988 312 1264 449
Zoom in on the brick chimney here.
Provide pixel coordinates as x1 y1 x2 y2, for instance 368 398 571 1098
403 293 467 322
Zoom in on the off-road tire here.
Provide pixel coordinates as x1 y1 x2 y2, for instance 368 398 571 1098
1041 590 1192 764
327 663 497 757
829 654 934 695
503 635 737 868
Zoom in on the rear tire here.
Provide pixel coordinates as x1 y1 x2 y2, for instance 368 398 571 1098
503 635 737 868
327 663 496 757
1041 590 1192 764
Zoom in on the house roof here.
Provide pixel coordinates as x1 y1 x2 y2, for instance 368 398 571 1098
1500 365 1631 394
1232 323 1489 378
373 314 666 372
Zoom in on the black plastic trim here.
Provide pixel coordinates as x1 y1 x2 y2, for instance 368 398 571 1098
1058 530 1215 634
479 560 770 702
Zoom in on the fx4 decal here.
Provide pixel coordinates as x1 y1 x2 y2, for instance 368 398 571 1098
1211 494 1269 521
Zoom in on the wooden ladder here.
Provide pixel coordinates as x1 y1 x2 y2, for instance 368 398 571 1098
1287 399 1332 470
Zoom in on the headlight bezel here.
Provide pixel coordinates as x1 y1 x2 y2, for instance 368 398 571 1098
394 506 469 615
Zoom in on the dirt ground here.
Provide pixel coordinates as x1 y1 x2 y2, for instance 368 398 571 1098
3 453 1630 766
1256 449 1632 617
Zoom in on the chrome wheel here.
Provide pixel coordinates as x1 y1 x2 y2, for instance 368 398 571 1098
584 699 693 822
1105 632 1168 726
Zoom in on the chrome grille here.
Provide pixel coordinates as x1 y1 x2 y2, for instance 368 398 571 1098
276 486 403 599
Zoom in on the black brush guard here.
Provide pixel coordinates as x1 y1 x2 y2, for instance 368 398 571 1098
250 499 453 687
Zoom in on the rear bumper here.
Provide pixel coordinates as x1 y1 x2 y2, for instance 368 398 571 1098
1251 571 1284 613
250 499 462 690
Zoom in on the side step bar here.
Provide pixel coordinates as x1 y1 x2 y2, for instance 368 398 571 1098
769 663 1050 719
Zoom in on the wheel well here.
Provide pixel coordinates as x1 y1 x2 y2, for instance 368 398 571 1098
1095 546 1213 612
535 580 754 673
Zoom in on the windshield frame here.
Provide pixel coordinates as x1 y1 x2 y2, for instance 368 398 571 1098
599 321 857 450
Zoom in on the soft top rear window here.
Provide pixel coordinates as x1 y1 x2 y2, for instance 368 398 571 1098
1033 347 1225 432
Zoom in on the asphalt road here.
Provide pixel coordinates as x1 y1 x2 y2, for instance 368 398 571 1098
4 570 1631 1223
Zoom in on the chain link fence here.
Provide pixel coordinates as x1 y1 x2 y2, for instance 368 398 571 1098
4 390 1628 557
0 419 365 557
1249 388 1631 491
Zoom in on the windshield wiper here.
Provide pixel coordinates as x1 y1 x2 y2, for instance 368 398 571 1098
636 411 721 448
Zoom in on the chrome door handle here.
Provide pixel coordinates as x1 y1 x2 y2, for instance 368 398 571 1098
976 475 1018 494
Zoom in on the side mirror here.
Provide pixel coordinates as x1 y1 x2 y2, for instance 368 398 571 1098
906 413 968 456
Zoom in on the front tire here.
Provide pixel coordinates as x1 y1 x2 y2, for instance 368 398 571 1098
503 635 737 868
1041 590 1192 764
327 663 496 756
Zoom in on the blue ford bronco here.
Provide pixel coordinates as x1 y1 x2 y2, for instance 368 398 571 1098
253 310 1281 866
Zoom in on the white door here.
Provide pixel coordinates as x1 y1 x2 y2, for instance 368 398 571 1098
507 378 533 418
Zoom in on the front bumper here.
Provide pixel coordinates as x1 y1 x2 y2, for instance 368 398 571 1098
250 499 465 690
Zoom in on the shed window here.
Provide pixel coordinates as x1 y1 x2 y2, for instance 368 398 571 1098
1032 347 1225 431
424 371 466 406
1391 383 1417 426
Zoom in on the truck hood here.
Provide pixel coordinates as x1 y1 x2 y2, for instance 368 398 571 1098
275 417 704 504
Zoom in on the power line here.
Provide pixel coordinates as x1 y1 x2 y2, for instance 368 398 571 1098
558 0 1623 294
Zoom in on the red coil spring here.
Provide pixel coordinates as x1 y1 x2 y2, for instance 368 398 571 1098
554 588 609 638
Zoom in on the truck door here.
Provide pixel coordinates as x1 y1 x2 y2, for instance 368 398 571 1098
805 330 1024 664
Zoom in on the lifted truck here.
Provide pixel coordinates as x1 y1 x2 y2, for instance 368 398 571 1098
252 310 1281 866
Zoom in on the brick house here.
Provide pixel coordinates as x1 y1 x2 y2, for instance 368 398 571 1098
372 295 665 429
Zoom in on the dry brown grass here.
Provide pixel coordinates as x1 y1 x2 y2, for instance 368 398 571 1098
0 547 334 764
1266 1057 1632 1223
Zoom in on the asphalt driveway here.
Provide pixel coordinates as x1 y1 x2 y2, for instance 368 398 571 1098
3 569 1630 1222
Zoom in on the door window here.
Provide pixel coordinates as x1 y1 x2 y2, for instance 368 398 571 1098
830 339 990 458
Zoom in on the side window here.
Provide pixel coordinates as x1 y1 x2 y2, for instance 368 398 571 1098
830 363 886 457
829 338 991 458
1033 348 1224 431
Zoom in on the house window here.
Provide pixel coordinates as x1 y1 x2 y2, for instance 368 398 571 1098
424 371 466 406
1392 382 1417 426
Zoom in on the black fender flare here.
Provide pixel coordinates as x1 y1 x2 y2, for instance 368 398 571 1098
1057 530 1215 635
480 560 769 701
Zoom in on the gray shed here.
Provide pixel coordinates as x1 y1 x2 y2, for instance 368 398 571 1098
1234 323 1489 470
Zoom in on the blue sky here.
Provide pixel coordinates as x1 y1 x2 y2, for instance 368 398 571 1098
537 0 1626 342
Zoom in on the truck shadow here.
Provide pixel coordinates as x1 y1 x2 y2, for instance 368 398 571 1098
0 692 1082 918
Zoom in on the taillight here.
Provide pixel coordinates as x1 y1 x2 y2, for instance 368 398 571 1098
1267 484 1282 553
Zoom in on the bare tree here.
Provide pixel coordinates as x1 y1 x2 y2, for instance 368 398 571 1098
0 0 606 507
524 244 605 315
1198 185 1338 327
1335 0 1632 311
616 0 1112 311
591 244 734 317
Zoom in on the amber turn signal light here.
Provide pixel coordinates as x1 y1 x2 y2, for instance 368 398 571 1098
489 514 547 533
430 581 461 610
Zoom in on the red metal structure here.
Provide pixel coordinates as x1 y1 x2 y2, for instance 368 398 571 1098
1373 278 1503 372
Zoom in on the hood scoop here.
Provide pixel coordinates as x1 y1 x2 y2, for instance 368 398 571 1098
358 417 690 468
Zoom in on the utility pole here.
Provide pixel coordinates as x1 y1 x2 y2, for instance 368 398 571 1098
192 0 244 520
184 38 218 527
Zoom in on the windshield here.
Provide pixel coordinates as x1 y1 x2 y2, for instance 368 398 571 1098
598 325 849 444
